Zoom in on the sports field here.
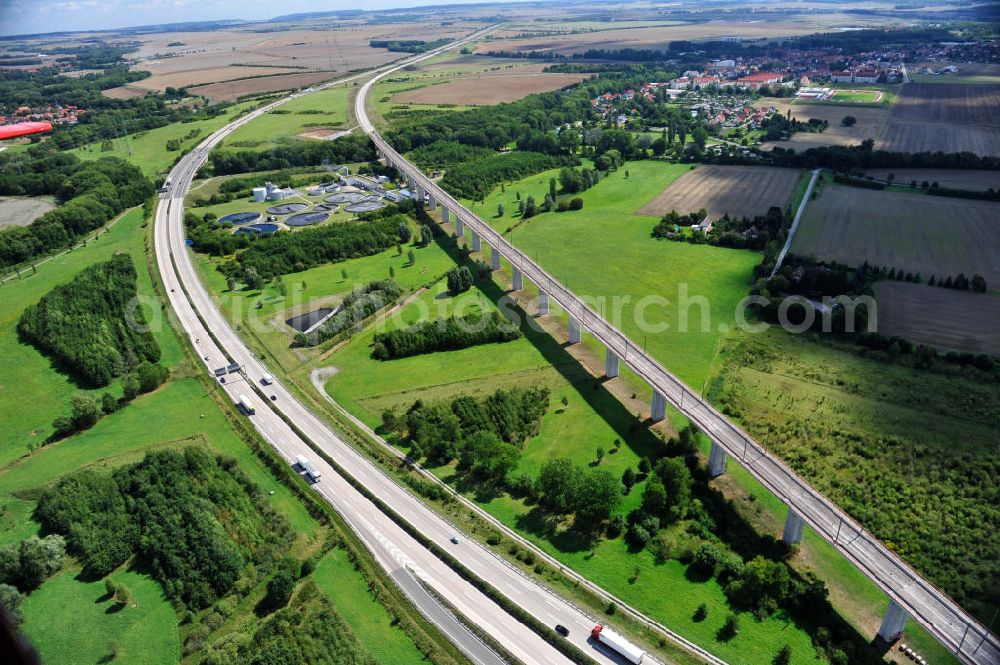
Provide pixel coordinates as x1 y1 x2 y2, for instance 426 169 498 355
830 89 883 103
874 281 1000 354
791 185 1000 287
636 165 803 220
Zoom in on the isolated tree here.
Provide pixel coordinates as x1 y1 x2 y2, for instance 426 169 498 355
576 468 622 522
549 178 557 201
774 645 792 665
71 394 102 430
595 446 605 464
841 115 857 127
407 249 416 265
497 203 505 217
341 268 348 280
621 467 636 493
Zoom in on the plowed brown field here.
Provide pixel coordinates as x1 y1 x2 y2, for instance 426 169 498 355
637 165 802 219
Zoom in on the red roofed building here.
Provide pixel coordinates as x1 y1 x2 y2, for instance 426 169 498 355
736 72 782 90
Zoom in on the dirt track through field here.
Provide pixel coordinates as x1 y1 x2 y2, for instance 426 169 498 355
637 165 801 219
792 186 1000 286
875 281 1000 354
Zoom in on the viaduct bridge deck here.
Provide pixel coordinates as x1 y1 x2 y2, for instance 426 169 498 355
357 59 999 665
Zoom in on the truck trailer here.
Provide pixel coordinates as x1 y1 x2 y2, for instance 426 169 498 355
237 394 255 415
591 625 644 664
295 455 322 483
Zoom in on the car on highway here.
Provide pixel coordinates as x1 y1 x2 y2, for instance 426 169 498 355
270 394 277 401
450 535 460 545
219 377 226 384
555 624 570 637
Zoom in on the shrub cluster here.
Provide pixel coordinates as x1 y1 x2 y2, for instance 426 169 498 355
372 311 521 360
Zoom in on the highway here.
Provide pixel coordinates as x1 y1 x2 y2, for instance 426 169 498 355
354 49 1000 665
153 28 693 665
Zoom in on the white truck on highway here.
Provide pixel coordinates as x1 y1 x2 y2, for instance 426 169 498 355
295 454 322 483
260 372 274 386
237 394 255 416
591 625 645 664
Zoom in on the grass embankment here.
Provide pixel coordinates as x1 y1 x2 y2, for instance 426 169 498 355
68 101 258 177
0 204 434 664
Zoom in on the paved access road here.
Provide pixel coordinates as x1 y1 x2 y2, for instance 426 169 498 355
154 28 690 665
355 49 999 665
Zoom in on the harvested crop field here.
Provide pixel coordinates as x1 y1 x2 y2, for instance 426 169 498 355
864 169 1000 191
188 72 336 102
761 100 889 151
874 281 1000 354
100 85 148 100
0 196 54 229
792 186 1000 286
879 83 1000 155
127 23 479 92
636 165 802 219
393 72 587 105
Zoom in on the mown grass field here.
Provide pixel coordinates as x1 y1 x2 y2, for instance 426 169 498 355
22 567 178 665
221 84 353 150
68 101 257 176
465 159 760 390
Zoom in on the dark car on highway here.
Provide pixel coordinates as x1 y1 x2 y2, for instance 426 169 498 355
555 624 569 637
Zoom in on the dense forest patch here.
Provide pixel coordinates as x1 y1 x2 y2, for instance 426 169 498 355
17 254 161 386
35 447 292 609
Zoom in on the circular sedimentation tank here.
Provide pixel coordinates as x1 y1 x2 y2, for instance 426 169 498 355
266 202 308 215
286 211 329 227
235 222 281 235
325 192 365 204
218 211 260 225
345 200 385 213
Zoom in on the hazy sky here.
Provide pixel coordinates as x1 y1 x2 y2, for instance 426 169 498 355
0 0 513 37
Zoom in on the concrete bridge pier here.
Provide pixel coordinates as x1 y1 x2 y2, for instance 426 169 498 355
491 246 501 271
651 390 667 422
512 267 524 291
568 316 582 344
407 175 415 190
707 441 728 478
877 599 909 642
470 230 482 252
537 291 549 316
428 195 437 210
782 508 804 546
441 207 450 224
455 217 464 237
605 349 620 378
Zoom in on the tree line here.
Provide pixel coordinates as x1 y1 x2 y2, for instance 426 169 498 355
17 254 162 387
440 151 575 201
35 447 293 610
372 311 521 360
654 206 786 252
207 133 375 175
383 386 549 468
217 215 408 283
0 152 153 269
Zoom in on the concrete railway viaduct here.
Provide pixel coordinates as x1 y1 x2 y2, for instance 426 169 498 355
356 51 1000 665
